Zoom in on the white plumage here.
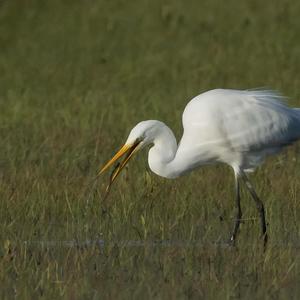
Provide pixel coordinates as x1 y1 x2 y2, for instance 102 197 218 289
100 89 300 244
178 89 300 173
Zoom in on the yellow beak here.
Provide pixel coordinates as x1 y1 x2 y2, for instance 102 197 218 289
99 141 140 190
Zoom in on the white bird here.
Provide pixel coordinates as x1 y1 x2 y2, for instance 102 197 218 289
100 89 300 244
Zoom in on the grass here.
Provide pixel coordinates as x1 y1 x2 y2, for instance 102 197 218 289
1 0 300 298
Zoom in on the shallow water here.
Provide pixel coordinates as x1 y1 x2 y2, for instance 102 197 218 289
23 239 300 249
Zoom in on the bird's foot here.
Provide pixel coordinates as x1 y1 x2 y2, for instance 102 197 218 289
262 233 268 251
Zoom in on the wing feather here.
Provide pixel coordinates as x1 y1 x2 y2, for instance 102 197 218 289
182 89 300 154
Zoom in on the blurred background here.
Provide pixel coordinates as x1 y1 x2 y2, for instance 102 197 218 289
1 0 300 298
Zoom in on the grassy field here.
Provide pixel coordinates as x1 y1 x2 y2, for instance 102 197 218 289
1 0 300 298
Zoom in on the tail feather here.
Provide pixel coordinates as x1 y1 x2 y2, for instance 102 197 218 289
293 108 300 139
293 108 300 116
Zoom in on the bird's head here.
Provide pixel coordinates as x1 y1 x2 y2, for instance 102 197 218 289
99 120 162 187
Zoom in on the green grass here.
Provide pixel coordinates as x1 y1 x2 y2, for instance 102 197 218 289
1 0 300 298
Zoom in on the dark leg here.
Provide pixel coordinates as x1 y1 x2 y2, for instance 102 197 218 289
229 176 242 244
240 171 268 246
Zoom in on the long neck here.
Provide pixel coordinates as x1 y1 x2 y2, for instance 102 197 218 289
147 123 182 179
147 122 220 178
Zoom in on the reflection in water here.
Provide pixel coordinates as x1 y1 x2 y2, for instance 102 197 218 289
23 239 300 249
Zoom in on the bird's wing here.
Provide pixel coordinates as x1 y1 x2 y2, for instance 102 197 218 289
182 89 300 154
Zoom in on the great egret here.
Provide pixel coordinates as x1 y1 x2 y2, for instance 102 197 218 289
100 89 300 244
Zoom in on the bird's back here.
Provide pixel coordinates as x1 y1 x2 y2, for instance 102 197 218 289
180 89 300 171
